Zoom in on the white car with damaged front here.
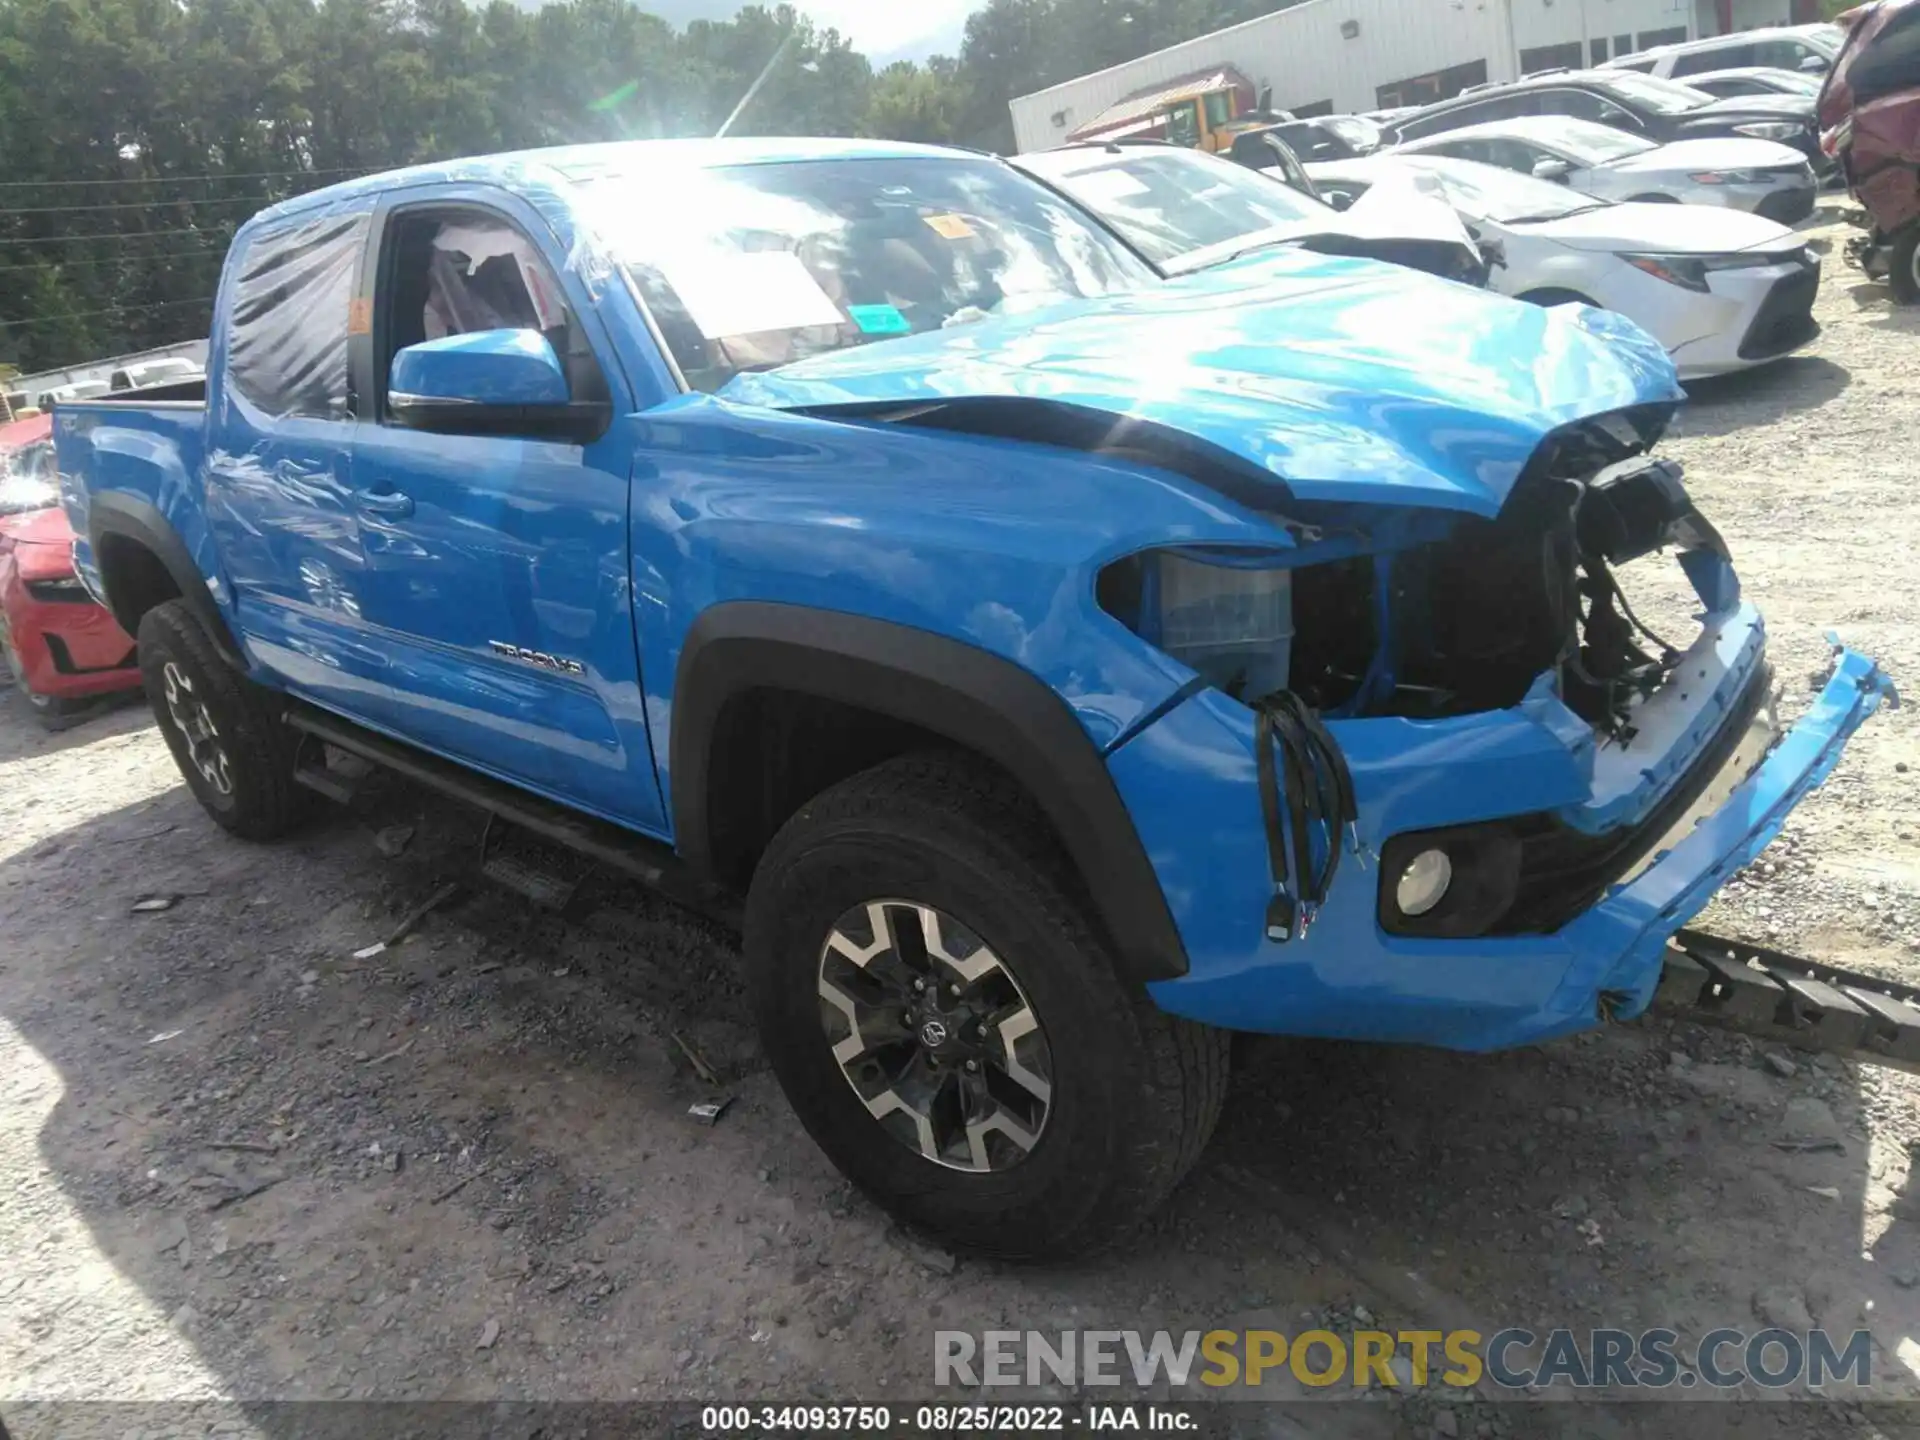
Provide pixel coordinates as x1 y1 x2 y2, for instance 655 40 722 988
1391 116 1816 223
1308 155 1820 380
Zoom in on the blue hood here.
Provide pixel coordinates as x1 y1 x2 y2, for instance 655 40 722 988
720 251 1682 517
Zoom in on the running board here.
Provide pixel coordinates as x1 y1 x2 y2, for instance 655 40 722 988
281 701 742 932
1653 928 1920 1073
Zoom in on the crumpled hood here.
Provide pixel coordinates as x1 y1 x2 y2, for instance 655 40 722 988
721 250 1682 517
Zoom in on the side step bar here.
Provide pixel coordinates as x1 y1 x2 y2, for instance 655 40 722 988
283 700 742 932
1654 928 1920 1075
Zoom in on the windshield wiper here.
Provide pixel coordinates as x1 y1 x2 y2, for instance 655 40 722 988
1177 233 1308 272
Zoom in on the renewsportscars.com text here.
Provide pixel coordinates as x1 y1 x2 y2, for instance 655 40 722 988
934 1328 1873 1390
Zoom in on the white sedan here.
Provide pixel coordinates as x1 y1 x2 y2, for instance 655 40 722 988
1390 116 1816 222
1307 155 1820 379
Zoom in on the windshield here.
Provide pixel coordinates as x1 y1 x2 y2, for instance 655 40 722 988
1600 72 1716 113
579 157 1157 393
1398 156 1608 223
1017 147 1333 269
1522 116 1658 162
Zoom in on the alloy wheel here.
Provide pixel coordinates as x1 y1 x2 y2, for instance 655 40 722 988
816 898 1054 1172
162 660 234 795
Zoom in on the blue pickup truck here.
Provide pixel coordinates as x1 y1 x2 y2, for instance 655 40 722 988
57 137 1892 1257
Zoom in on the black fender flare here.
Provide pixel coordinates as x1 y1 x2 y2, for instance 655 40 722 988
671 602 1188 983
88 492 247 670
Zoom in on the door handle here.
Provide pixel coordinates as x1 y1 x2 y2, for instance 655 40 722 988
354 488 414 518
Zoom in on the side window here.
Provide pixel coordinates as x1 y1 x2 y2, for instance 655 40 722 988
1202 91 1234 128
1752 39 1807 69
225 209 369 420
1557 87 1644 127
1419 135 1488 162
1674 43 1753 75
1488 138 1555 173
375 208 609 423
1163 101 1201 148
1398 98 1491 139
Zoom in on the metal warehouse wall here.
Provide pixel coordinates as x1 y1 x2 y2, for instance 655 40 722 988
1009 0 1792 152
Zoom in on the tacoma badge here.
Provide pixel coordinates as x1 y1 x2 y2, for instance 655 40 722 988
488 640 586 676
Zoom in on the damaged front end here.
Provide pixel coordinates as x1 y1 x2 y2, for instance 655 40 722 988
1091 415 1894 1051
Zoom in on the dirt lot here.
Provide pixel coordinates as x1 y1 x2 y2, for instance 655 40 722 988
3 240 1919 1438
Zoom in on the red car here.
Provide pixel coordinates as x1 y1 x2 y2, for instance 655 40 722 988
1 414 142 728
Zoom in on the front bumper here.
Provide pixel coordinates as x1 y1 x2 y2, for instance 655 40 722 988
1665 254 1821 378
1 566 140 699
1112 624 1893 1052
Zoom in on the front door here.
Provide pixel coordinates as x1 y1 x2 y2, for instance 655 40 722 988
345 193 667 835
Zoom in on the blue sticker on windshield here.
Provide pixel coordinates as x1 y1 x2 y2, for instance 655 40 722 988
847 303 912 335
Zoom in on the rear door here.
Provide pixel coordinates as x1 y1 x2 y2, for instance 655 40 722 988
202 203 380 720
343 188 668 834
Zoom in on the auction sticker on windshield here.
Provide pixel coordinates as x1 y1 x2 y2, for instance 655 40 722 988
657 250 844 339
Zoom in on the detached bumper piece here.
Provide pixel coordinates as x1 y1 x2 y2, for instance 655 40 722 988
1655 928 1920 1075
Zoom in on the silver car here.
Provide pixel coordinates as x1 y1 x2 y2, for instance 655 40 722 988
1391 115 1815 223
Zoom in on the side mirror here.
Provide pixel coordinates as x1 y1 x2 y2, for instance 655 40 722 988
1532 157 1572 182
1326 190 1355 211
389 329 608 443
1799 53 1829 72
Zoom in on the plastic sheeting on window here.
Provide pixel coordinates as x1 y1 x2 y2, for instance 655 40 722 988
424 220 564 339
225 208 369 420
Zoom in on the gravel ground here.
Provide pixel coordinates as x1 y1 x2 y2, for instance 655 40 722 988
2 238 1918 1438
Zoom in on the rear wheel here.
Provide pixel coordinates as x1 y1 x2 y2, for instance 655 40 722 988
1892 226 1920 306
137 600 310 839
744 752 1229 1259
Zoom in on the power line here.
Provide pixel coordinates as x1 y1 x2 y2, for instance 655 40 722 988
0 295 216 328
0 165 371 192
0 222 240 248
0 247 225 274
0 187 349 216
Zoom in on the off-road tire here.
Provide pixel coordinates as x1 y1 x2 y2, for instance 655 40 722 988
137 600 309 839
1891 226 1920 306
744 751 1229 1259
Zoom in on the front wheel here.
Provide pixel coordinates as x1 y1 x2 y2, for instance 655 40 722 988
1892 226 1920 306
137 600 310 839
744 753 1229 1259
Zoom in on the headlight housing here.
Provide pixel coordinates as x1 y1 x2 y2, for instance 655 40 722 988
1105 546 1296 702
1619 252 1768 293
1731 121 1804 141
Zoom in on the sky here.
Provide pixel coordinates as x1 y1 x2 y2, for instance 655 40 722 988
635 0 975 62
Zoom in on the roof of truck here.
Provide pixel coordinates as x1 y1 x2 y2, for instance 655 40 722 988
256 137 980 226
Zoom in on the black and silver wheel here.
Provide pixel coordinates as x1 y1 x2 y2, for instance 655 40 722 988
818 899 1054 1173
138 599 310 839
746 753 1229 1259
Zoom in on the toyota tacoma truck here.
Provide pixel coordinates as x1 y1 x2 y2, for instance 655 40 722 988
56 138 1894 1257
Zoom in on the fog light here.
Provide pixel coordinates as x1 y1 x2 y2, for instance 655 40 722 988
1395 848 1453 917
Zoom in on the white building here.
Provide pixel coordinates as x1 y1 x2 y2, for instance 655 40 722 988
1009 0 1807 152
